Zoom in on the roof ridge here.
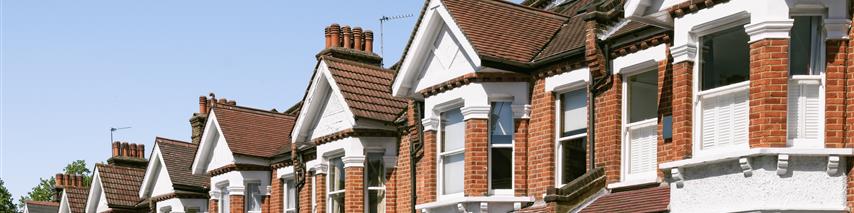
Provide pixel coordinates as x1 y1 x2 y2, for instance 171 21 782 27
476 0 570 19
323 56 394 74
215 105 297 120
155 137 197 148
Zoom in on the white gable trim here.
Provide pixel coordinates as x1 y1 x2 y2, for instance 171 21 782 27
191 111 234 175
139 144 173 198
392 0 481 98
58 191 71 213
291 60 356 145
85 169 109 213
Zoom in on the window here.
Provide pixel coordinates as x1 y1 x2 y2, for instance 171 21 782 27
697 25 750 154
489 102 513 191
700 26 750 91
283 179 296 213
623 70 658 182
787 16 823 147
789 16 822 76
366 153 386 213
219 185 229 213
557 89 587 185
245 182 262 212
328 157 345 213
439 108 465 195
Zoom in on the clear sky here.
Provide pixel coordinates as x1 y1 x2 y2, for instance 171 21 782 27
0 0 424 200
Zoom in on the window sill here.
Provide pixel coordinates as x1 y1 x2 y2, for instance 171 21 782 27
414 195 534 210
660 148 854 170
608 178 658 190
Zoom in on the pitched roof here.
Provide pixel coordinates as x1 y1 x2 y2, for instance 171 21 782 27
441 0 568 64
65 187 89 213
579 187 670 213
323 56 408 123
155 137 209 190
95 163 146 208
212 105 296 158
25 201 59 213
531 0 596 61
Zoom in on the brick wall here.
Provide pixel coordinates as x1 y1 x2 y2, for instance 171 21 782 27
230 195 244 213
315 174 326 213
593 74 622 184
344 167 365 213
209 199 218 213
298 172 313 213
669 61 694 162
826 39 848 148
527 77 556 199
514 118 529 196
748 39 790 148
416 130 437 205
656 46 674 178
271 170 282 213
844 14 853 210
464 118 489 196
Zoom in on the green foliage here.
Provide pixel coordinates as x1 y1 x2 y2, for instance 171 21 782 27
18 160 92 210
0 179 17 213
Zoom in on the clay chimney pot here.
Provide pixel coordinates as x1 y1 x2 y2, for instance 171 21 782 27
353 27 363 51
137 144 145 158
342 26 352 49
55 174 64 187
199 96 208 114
329 24 341 48
364 30 374 54
120 142 129 157
128 144 138 158
112 142 120 157
325 27 332 48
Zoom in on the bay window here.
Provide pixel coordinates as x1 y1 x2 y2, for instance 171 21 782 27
328 157 345 213
489 102 513 192
556 89 587 185
245 182 262 213
622 70 658 182
697 25 750 154
439 108 465 196
787 16 823 147
283 179 296 213
366 153 386 213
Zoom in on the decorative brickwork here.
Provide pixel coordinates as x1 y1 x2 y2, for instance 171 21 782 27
230 195 244 213
586 19 622 184
669 61 694 161
748 39 790 148
464 119 489 196
527 77 556 199
344 167 365 213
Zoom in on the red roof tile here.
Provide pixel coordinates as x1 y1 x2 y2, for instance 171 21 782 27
213 105 296 158
324 56 408 123
95 164 146 208
64 187 89 213
155 137 209 190
532 0 596 61
579 187 670 213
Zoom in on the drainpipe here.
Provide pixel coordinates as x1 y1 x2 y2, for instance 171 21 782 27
411 101 424 213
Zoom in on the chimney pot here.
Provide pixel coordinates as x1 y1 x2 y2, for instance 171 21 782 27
55 173 64 187
218 99 227 104
342 26 352 49
199 96 208 114
325 27 332 48
330 24 341 48
128 144 138 158
120 142 129 157
364 30 374 54
353 27 363 51
137 144 145 158
227 100 236 105
112 142 120 157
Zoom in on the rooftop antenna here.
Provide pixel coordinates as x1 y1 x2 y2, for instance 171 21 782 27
379 14 414 59
110 126 131 143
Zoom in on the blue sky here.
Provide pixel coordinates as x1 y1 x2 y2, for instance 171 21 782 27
1 0 424 200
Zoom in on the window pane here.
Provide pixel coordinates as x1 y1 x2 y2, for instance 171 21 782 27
628 70 658 123
490 147 512 189
330 193 344 213
245 183 260 211
220 186 229 213
790 16 818 76
442 108 465 152
701 26 750 90
367 153 385 187
490 102 514 145
561 138 587 184
329 157 345 191
561 90 587 136
442 153 464 194
368 190 386 213
286 180 296 209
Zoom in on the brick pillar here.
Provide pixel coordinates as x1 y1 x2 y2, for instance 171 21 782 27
464 118 489 196
298 172 314 213
514 118 529 196
749 39 790 148
270 170 282 213
230 195 245 213
670 61 694 161
416 130 437 205
826 39 849 148
262 194 271 213
843 15 854 210
527 77 555 199
657 46 675 178
209 199 219 213
315 174 327 213
344 166 365 213
585 20 622 184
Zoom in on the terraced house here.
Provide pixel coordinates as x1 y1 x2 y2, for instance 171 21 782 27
36 0 854 212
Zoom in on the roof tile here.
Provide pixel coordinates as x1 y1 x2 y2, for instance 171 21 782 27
324 57 407 123
579 187 670 213
96 164 146 208
155 138 209 190
65 187 89 213
213 106 296 158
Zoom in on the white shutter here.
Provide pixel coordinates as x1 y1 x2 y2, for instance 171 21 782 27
628 123 657 175
732 90 749 146
702 98 717 149
803 84 820 139
787 84 801 139
700 88 749 151
788 81 821 142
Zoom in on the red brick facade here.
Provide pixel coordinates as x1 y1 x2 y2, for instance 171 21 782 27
230 195 244 213
209 199 218 213
749 39 790 148
344 167 365 213
514 118 529 196
416 130 437 205
298 172 313 213
464 119 489 196
526 77 556 199
669 61 694 162
270 170 282 213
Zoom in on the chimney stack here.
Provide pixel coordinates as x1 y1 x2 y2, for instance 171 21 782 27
318 23 381 64
108 141 148 168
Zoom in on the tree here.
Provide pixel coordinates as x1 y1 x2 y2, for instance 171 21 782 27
0 179 17 213
18 160 92 209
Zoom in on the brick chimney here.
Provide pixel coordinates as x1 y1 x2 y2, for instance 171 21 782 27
107 141 148 168
318 23 382 65
190 93 238 144
53 173 86 201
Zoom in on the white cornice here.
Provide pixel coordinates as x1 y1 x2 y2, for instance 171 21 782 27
660 148 854 169
422 117 439 131
342 156 366 168
460 105 490 120
670 44 696 63
744 20 794 43
825 19 851 40
227 186 245 195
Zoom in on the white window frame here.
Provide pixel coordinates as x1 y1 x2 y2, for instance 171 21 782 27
365 152 386 212
283 178 296 213
327 156 345 213
620 68 659 184
218 183 230 213
691 15 752 157
244 181 263 213
554 84 588 187
488 101 514 195
787 14 826 148
437 106 465 199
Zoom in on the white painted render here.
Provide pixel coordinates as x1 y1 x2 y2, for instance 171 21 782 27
84 169 109 213
612 44 665 75
191 112 236 175
544 68 589 93
209 170 271 196
139 144 174 198
58 191 71 213
276 165 294 179
392 0 482 98
291 60 357 144
155 197 208 213
421 82 530 129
